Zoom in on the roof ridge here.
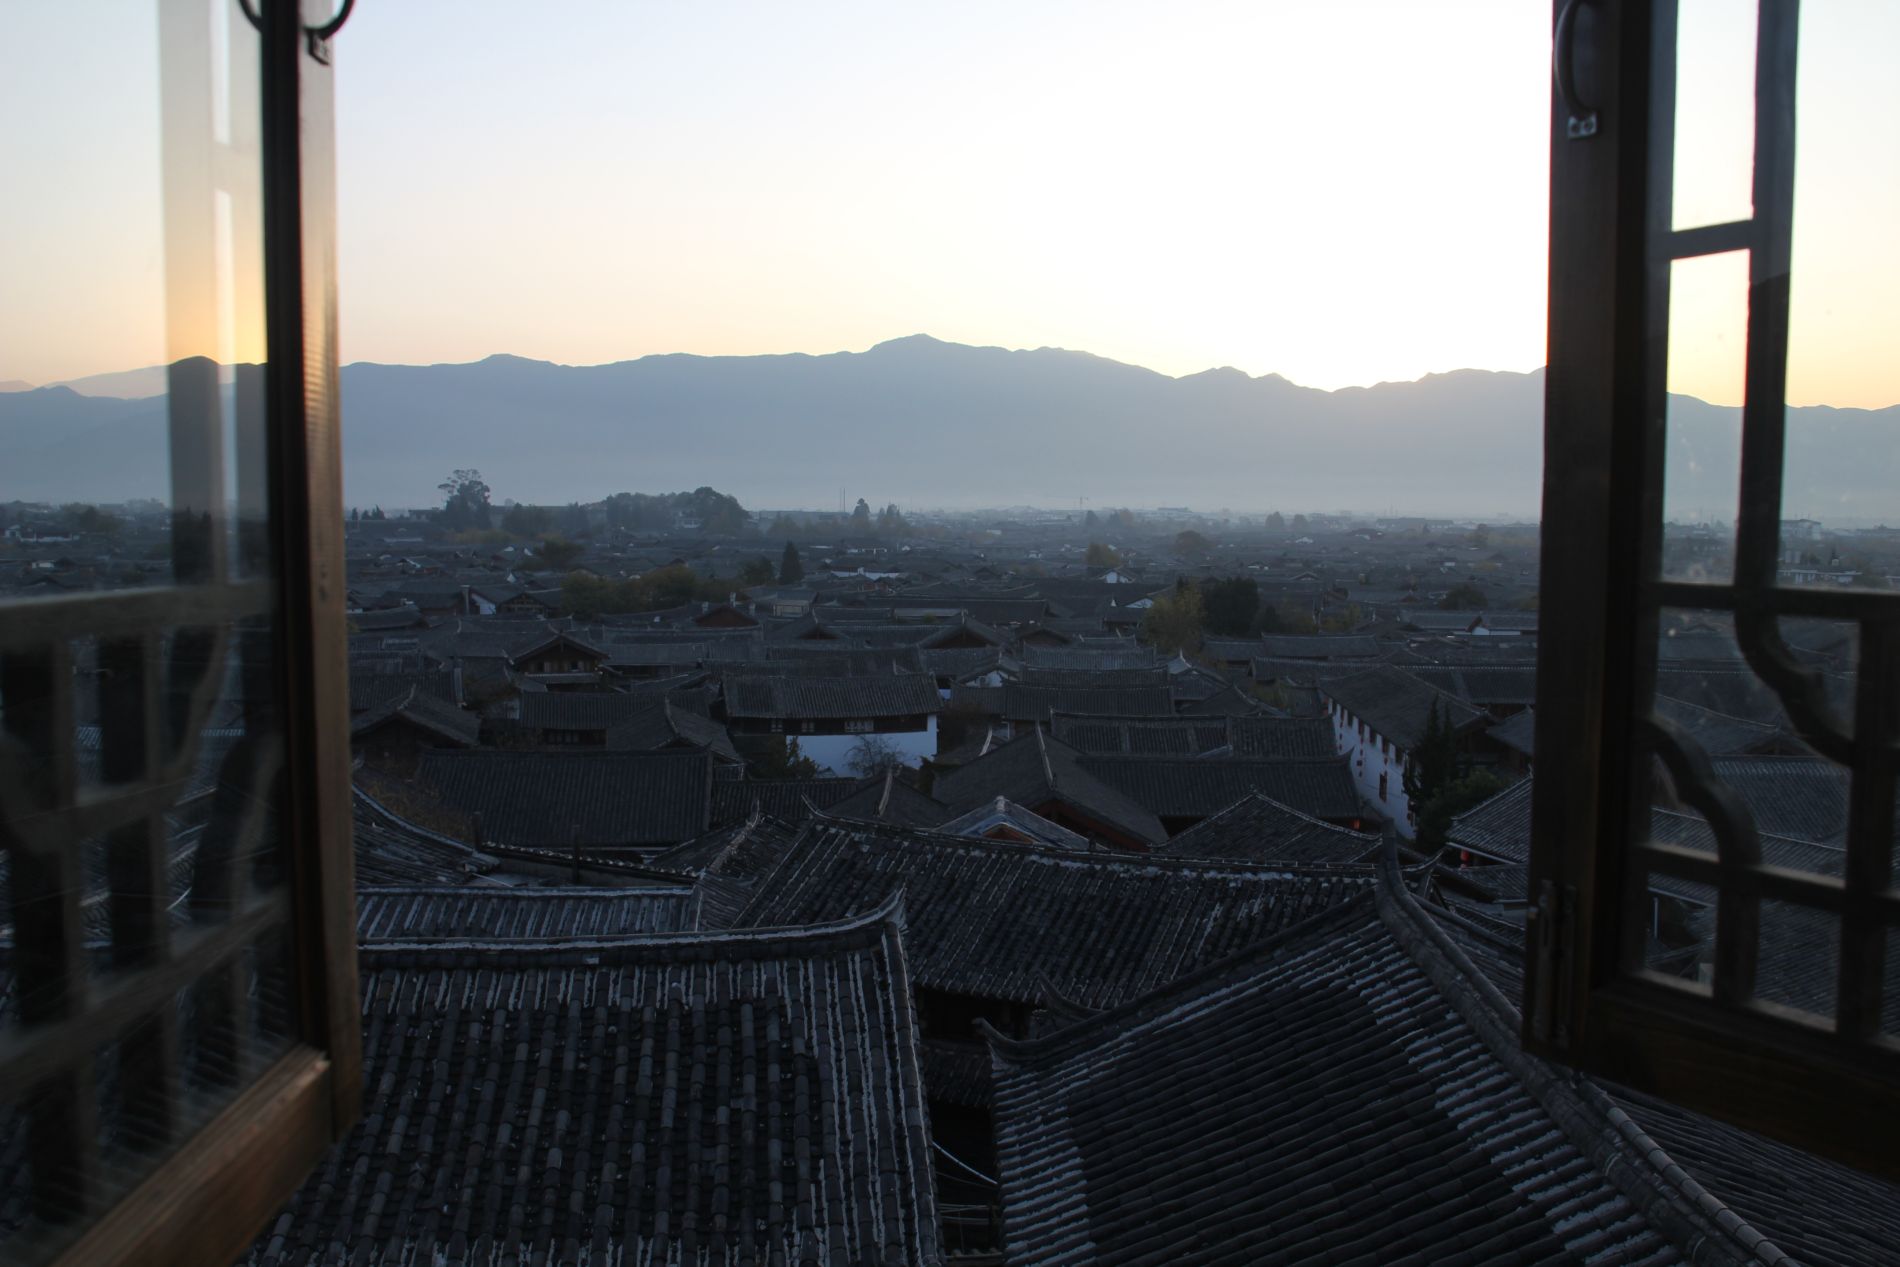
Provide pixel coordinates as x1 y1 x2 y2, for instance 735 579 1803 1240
1372 833 1790 1267
364 889 909 969
979 893 1381 1069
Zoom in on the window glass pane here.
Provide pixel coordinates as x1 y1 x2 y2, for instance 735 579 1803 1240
1756 898 1837 1021
1662 252 1749 583
1638 609 1874 1026
0 5 295 1262
1671 0 1758 231
1781 2 1900 585
1884 929 1900 1039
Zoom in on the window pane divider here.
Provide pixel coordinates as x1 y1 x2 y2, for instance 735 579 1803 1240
1663 219 1753 260
0 892 289 1097
0 581 274 652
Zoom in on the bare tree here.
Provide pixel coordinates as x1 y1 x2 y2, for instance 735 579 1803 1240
845 734 904 777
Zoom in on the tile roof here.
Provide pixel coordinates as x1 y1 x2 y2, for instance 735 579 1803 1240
1226 715 1337 759
1152 791 1380 865
1321 665 1491 750
1048 714 1233 756
1077 755 1363 823
1653 695 1786 756
355 885 698 942
1706 756 1849 845
723 673 943 720
998 684 1176 723
1446 776 1536 863
930 730 1168 847
1014 666 1172 689
825 769 954 828
1408 664 1541 708
1486 706 1538 757
984 871 1782 1267
733 820 1377 1010
1199 636 1267 662
606 700 743 764
351 790 500 886
515 688 671 731
246 904 943 1267
1434 891 1900 1263
414 749 712 851
348 685 482 747
1608 1086 1900 1267
709 778 864 827
1258 633 1384 659
1249 655 1371 684
348 666 461 713
1019 645 1159 671
935 798 1095 851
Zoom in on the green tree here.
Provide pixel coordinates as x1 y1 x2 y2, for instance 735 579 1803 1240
1085 542 1121 568
561 572 610 619
436 469 492 530
875 503 909 536
779 541 805 584
1319 602 1364 633
1440 582 1488 610
59 503 122 538
1417 768 1507 852
1258 601 1317 635
1290 513 1309 534
1174 529 1212 556
850 498 872 532
768 512 799 538
1266 511 1286 531
1202 576 1260 637
738 556 776 586
1401 700 1461 833
1138 584 1203 656
1084 509 1100 530
535 537 584 571
502 503 554 537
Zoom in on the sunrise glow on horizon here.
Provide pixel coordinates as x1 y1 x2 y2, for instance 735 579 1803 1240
3 1 1895 411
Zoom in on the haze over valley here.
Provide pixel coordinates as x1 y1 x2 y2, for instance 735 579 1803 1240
3 335 1894 521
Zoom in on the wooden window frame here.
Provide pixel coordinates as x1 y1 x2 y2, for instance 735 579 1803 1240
1526 0 1899 1178
0 5 361 1264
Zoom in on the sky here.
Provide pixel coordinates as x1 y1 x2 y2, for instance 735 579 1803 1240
1 0 1895 409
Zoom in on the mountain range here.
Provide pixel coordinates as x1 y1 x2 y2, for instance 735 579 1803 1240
2 335 1894 519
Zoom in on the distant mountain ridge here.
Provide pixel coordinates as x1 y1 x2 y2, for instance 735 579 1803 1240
2 334 1894 518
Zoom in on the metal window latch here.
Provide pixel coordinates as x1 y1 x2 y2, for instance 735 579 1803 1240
236 0 356 65
1555 0 1599 140
1530 878 1577 1047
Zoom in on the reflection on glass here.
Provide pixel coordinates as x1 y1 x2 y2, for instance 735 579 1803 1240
1662 252 1750 583
1671 0 1758 231
1778 4 1900 586
0 5 291 1263
1755 899 1838 1020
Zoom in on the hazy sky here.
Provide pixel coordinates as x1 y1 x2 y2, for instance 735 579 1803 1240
3 1 1895 408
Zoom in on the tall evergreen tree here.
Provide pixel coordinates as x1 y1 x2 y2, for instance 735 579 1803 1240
779 541 804 584
1401 699 1459 820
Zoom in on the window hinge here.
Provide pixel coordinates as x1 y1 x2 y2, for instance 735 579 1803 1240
1530 878 1577 1048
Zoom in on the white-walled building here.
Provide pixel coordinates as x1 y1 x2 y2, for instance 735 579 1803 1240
723 674 943 777
1320 665 1488 838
